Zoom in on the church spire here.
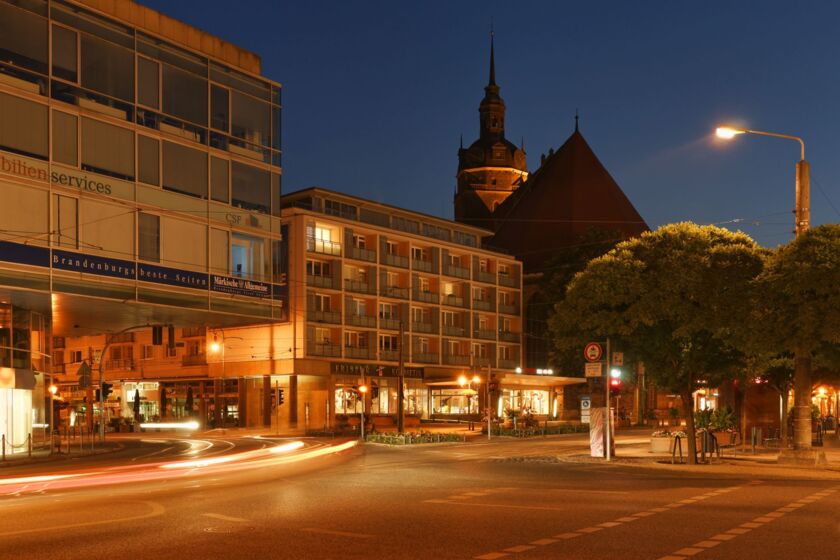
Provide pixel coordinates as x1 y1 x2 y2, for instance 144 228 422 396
488 25 496 86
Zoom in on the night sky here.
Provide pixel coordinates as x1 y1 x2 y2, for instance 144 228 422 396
141 0 840 247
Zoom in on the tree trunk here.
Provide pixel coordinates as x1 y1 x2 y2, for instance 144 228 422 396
779 389 788 444
793 348 812 450
680 389 697 465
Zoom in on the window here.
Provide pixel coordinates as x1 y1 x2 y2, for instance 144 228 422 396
306 260 331 277
411 307 425 324
449 254 460 266
499 346 512 360
80 34 134 101
52 25 78 82
315 327 331 344
501 317 511 332
162 141 207 198
349 299 366 316
442 311 455 327
0 92 47 159
138 136 159 185
81 118 134 179
411 247 426 261
498 263 510 277
138 212 160 262
69 350 83 363
314 226 331 242
210 157 229 203
231 91 270 146
52 194 78 248
379 303 398 320
137 57 160 108
473 343 487 358
379 335 398 351
419 277 430 292
442 282 455 296
231 162 270 213
416 337 429 353
52 111 78 166
473 287 486 301
0 3 48 75
499 292 510 305
345 330 368 349
142 345 154 360
478 315 489 330
162 63 207 125
353 234 366 249
210 84 229 131
479 259 489 273
313 294 331 312
231 233 266 279
386 271 399 288
386 240 398 255
447 340 460 355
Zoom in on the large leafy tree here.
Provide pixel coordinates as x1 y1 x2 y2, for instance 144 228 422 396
756 224 840 450
549 223 765 463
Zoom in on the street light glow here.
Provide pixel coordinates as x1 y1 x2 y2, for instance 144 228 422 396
610 368 622 379
210 341 221 353
359 384 368 394
715 126 746 139
457 375 467 387
48 384 58 395
472 375 481 384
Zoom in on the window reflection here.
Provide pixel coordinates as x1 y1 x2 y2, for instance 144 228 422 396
80 34 134 102
0 3 48 75
231 162 270 214
231 92 270 147
162 63 207 125
162 141 207 198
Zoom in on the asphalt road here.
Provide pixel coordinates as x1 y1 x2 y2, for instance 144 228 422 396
1 433 838 560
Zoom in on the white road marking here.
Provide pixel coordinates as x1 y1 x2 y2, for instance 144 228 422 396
202 513 249 523
299 527 374 539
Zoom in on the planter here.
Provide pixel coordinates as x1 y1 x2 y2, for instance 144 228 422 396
650 437 673 453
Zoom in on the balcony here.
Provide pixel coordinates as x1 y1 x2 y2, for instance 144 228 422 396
474 270 496 284
412 259 433 273
345 346 374 360
379 349 400 361
442 325 466 337
412 352 439 364
498 274 519 288
345 279 375 295
379 317 402 331
181 354 207 366
307 309 341 324
443 264 470 279
412 290 439 304
411 322 435 334
443 354 470 366
307 274 340 290
306 237 341 256
307 343 341 357
498 303 519 316
499 331 521 343
475 329 496 341
441 294 465 308
498 359 520 370
382 253 409 268
472 299 494 312
346 314 376 328
104 359 134 371
346 246 376 262
380 285 409 299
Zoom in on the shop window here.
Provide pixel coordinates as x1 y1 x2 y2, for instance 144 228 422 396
0 3 48 75
0 91 47 159
51 25 78 82
231 161 270 213
52 110 78 166
138 212 160 262
80 34 134 102
231 91 270 147
137 56 159 109
51 194 78 248
162 63 207 125
211 84 229 132
162 141 207 198
210 156 229 203
81 117 134 179
138 135 160 186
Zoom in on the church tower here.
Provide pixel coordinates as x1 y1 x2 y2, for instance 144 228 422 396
454 32 528 229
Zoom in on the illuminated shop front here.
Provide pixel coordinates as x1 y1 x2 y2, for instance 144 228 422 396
498 388 550 415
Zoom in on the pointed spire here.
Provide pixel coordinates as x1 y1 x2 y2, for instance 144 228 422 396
574 109 579 132
488 22 496 86
459 134 463 150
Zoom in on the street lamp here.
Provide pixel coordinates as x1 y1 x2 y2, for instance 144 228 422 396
359 383 368 439
48 383 57 453
715 123 812 452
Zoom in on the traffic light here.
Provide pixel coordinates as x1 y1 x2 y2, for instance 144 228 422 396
102 382 113 400
609 368 622 397
152 325 163 346
278 388 285 406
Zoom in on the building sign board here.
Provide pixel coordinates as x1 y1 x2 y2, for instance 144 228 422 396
331 362 424 379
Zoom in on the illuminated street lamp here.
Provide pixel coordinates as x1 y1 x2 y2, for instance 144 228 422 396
715 123 812 451
359 384 368 440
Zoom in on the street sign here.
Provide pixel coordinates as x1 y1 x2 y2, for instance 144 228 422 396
585 362 602 378
612 352 624 366
580 396 591 424
584 342 603 362
77 361 91 388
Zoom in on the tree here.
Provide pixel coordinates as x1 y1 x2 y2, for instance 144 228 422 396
757 225 840 450
549 223 765 464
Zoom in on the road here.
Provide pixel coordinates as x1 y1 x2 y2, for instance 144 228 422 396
1 432 837 559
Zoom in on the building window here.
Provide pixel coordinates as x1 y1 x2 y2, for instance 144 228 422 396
138 212 160 262
52 25 78 82
442 311 455 327
231 91 270 147
162 141 207 198
138 135 160 186
353 234 366 249
499 292 510 306
416 337 429 353
210 157 229 203
81 117 134 180
446 339 460 355
142 345 154 360
501 317 511 332
0 3 48 75
0 92 47 159
386 241 399 255
315 327 331 344
231 233 266 279
499 263 510 277
306 259 331 278
479 259 489 273
69 350 83 364
52 194 78 249
162 63 207 125
210 84 229 132
379 303 398 320
350 299 365 316
411 247 426 261
313 293 331 312
137 56 160 109
231 161 270 214
80 34 134 102
345 330 367 348
442 282 455 296
379 335 398 351
52 110 78 166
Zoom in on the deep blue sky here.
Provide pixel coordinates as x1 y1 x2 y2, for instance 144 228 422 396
143 0 840 247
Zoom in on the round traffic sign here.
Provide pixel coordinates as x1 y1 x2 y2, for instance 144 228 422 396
584 342 603 362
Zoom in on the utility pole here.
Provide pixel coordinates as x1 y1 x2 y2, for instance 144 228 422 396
397 321 405 434
487 363 492 442
793 158 811 451
605 338 612 461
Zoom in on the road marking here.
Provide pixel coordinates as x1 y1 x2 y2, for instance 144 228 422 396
597 521 622 528
530 538 557 545
616 516 639 522
202 513 248 523
299 527 374 539
692 540 721 549
674 548 704 556
577 527 603 533
0 501 164 537
475 553 508 560
503 545 535 553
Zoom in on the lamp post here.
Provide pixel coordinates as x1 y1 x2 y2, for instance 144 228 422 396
359 383 368 440
48 383 57 453
209 331 243 428
715 124 812 451
458 373 481 430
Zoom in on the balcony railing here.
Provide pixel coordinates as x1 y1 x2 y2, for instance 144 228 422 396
307 343 341 357
472 299 494 312
412 290 439 304
441 294 465 308
474 270 496 284
443 264 470 279
498 359 520 370
475 329 496 341
345 346 374 360
346 246 376 262
379 349 400 361
382 253 409 268
443 354 470 366
345 314 376 328
412 259 433 273
104 359 134 370
379 317 401 331
307 274 340 290
499 331 520 343
306 237 341 256
442 325 467 337
498 303 519 315
412 352 438 364
498 274 519 288
345 279 375 294
181 354 207 366
380 285 409 299
307 309 341 324
411 322 435 334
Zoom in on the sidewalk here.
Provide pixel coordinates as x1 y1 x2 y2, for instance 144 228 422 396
0 436 122 468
